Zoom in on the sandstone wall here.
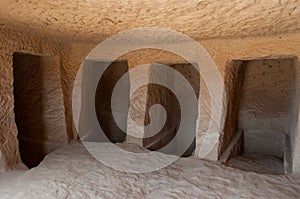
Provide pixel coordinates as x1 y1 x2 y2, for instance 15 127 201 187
0 27 70 170
1 24 300 172
220 60 245 158
1 0 299 43
143 63 199 156
68 33 300 168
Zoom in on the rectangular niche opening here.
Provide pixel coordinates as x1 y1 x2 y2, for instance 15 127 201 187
95 61 129 143
221 57 298 175
79 60 130 143
143 63 199 157
13 52 66 169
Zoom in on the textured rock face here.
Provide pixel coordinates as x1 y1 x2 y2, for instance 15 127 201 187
0 27 70 170
1 23 300 173
220 60 245 158
0 0 299 42
74 34 300 162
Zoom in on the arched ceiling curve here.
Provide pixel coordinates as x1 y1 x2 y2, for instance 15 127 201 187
0 0 299 43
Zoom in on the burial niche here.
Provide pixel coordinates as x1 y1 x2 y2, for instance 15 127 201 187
78 60 130 143
221 57 299 175
13 52 66 168
95 61 130 143
143 63 200 157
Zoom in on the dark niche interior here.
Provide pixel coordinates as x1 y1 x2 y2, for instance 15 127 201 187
95 60 130 143
222 57 298 175
13 52 65 168
143 63 200 157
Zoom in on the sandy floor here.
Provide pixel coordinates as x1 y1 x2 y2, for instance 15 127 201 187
0 142 299 199
227 154 284 175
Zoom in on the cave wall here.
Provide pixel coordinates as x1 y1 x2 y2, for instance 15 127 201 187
71 33 300 162
94 61 129 143
0 27 71 170
74 60 130 143
220 60 245 159
1 24 300 172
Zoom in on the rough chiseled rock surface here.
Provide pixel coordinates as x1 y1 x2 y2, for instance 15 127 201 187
0 143 299 198
0 0 299 43
0 0 300 170
0 27 72 169
1 24 300 170
0 1 300 197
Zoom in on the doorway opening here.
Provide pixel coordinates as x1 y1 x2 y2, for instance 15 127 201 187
13 52 66 168
95 61 130 143
221 57 299 175
143 63 199 157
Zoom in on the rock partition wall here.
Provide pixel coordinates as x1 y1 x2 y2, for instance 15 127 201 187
220 60 245 158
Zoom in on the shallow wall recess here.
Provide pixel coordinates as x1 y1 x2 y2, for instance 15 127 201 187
13 52 67 168
77 60 130 143
143 63 199 157
221 57 300 175
95 61 130 143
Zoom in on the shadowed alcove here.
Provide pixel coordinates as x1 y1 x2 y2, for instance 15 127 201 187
143 63 200 157
221 57 300 175
78 60 130 143
13 52 66 168
95 61 130 143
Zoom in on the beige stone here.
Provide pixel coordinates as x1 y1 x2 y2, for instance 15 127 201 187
0 1 300 177
0 0 299 43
